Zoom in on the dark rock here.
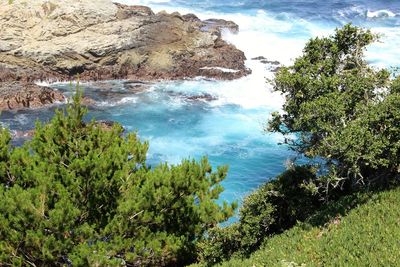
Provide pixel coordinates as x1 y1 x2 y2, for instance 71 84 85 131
252 56 281 65
0 82 65 111
261 60 280 65
270 66 282 73
182 13 201 22
252 56 267 60
186 93 218 102
202 19 239 34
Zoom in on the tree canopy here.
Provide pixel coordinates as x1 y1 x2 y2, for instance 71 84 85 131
0 88 236 266
269 24 400 195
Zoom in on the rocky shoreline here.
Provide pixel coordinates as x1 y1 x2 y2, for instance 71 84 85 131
0 82 65 110
0 0 251 111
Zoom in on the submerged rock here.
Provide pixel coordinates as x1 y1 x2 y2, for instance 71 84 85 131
166 91 218 102
81 96 97 106
12 129 36 139
186 93 218 102
252 56 280 65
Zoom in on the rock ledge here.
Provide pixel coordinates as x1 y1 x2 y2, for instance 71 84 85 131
0 0 250 110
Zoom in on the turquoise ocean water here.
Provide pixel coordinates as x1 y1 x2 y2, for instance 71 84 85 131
2 0 400 209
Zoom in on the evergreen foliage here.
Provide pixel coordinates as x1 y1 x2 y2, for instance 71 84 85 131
269 24 400 195
197 166 320 264
0 86 236 266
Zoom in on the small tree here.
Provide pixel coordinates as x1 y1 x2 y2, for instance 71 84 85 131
0 86 236 266
269 24 400 195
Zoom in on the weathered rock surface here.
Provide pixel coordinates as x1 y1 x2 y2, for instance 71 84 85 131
0 0 250 110
0 0 249 83
0 82 65 110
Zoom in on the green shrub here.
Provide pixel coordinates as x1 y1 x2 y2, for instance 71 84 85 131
197 223 242 264
197 166 320 265
218 187 400 267
0 87 236 266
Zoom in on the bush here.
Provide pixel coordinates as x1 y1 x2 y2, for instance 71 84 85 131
197 166 320 265
0 88 236 266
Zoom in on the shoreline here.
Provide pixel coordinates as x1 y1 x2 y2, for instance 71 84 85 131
0 0 251 111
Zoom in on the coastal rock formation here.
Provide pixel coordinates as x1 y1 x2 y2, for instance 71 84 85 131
0 82 64 110
0 0 250 84
0 0 250 110
252 56 282 72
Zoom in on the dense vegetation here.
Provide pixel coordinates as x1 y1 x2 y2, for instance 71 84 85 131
196 24 400 265
216 187 400 266
269 24 400 195
0 23 399 267
0 89 236 266
197 166 320 263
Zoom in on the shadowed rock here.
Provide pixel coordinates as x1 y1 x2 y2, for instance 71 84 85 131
201 19 240 35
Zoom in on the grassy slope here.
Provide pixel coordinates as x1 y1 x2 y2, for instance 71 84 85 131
217 187 400 267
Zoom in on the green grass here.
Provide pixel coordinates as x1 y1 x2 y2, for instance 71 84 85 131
212 187 400 267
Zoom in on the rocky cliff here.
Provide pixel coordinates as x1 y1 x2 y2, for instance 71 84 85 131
0 0 250 111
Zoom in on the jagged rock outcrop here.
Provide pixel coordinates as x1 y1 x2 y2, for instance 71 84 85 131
0 82 64 110
0 0 250 110
0 0 249 83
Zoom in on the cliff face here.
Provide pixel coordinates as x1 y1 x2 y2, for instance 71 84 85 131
0 0 249 84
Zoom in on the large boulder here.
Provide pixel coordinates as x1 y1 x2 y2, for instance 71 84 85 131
0 0 250 83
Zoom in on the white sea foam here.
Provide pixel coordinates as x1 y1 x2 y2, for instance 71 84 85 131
152 60 284 110
97 96 138 107
367 9 397 18
14 114 30 126
200 67 240 73
34 80 72 86
366 27 400 69
109 1 400 111
35 80 52 87
336 6 398 21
